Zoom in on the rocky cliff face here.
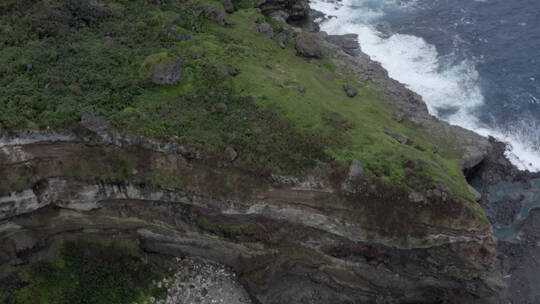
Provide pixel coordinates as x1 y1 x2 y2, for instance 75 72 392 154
0 0 504 303
0 131 501 303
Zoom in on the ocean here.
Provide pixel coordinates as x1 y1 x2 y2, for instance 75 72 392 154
311 0 540 171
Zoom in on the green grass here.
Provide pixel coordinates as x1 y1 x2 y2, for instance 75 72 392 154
0 0 484 220
7 239 166 304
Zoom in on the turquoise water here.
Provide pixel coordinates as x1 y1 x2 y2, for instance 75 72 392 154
490 178 540 241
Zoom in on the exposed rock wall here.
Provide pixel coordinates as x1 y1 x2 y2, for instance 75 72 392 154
0 135 502 303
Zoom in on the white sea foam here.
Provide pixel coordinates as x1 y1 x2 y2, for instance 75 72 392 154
311 0 540 171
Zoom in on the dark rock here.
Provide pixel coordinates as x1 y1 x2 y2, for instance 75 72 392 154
221 0 234 13
81 113 109 135
255 0 309 21
26 63 33 71
279 42 286 49
287 8 322 32
298 85 306 93
266 64 273 69
326 34 360 56
229 68 240 76
224 146 238 162
295 32 324 58
257 22 274 38
384 128 409 145
343 83 358 97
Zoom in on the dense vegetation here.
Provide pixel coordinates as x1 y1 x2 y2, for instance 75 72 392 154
0 0 486 213
3 239 166 304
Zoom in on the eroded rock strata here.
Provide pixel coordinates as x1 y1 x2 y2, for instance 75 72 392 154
0 0 507 303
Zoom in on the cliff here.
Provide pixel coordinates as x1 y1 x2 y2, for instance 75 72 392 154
0 0 503 302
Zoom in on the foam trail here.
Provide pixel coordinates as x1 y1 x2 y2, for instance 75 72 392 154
311 0 540 171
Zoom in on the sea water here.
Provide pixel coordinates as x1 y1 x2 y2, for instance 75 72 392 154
311 0 540 171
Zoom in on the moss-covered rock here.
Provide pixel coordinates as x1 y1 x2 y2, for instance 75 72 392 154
140 52 183 85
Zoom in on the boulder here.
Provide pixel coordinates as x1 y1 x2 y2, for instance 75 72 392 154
81 113 109 135
257 22 274 38
343 83 358 97
140 53 183 85
347 159 364 180
295 32 324 58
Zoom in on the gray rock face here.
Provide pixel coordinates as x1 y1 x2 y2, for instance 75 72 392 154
81 113 109 135
257 22 274 38
295 32 324 58
326 34 360 56
343 83 358 97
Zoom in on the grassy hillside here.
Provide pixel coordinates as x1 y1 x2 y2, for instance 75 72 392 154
0 0 483 216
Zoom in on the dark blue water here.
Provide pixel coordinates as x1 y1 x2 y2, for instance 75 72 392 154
387 0 540 131
313 0 540 171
